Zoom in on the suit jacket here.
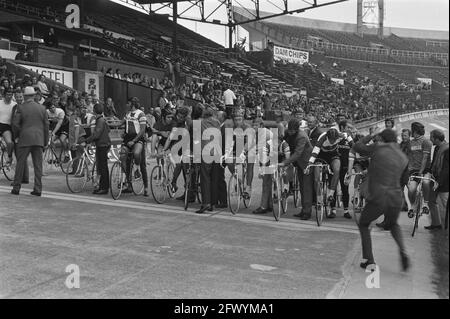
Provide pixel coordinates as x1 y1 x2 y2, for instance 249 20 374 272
283 129 313 170
431 142 449 192
85 115 111 148
12 100 49 148
353 135 409 205
308 126 324 147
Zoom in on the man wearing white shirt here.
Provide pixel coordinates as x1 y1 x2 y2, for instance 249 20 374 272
223 86 236 119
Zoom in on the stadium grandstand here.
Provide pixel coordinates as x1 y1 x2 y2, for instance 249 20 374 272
0 0 448 124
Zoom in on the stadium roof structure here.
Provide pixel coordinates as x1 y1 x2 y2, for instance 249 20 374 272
141 0 348 27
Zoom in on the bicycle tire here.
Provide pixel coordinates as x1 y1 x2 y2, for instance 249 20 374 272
242 169 251 208
279 174 288 215
1 148 15 181
131 163 145 195
293 169 301 208
196 167 202 203
184 168 191 210
228 174 240 214
110 161 125 200
150 165 166 204
59 151 72 174
91 161 99 190
66 158 88 193
316 204 325 226
272 176 282 221
352 191 361 226
412 194 422 237
167 162 175 198
43 147 58 175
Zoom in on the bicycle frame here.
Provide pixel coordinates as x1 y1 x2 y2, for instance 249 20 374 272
409 174 437 237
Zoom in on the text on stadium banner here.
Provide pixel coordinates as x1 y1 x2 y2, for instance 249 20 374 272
19 64 73 88
273 46 309 65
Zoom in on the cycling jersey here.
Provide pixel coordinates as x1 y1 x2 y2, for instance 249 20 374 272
124 109 147 138
278 140 291 163
47 107 68 136
309 131 353 164
408 135 432 173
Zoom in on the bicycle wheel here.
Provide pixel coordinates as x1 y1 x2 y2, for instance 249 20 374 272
316 182 325 226
110 161 125 200
412 194 422 237
242 169 251 208
196 168 202 203
91 161 99 190
228 174 240 214
316 203 325 226
272 176 282 221
293 169 301 208
166 162 175 198
42 147 58 175
150 165 167 204
1 148 15 181
352 191 362 226
59 151 72 174
131 163 145 195
184 169 191 210
66 157 88 193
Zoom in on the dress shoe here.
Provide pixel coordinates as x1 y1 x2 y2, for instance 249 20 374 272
424 224 442 230
11 189 20 195
293 212 303 218
216 203 228 209
195 206 213 214
300 214 311 220
252 207 268 214
143 189 149 197
93 189 108 195
376 221 387 230
343 211 352 219
122 187 133 194
360 260 376 270
30 191 41 196
401 253 410 272
22 181 29 184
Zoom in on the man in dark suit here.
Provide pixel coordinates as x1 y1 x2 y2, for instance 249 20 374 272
282 118 314 220
12 90 29 184
353 129 410 271
11 87 49 196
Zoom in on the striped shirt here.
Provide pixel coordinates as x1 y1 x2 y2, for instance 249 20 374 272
309 131 353 163
124 109 147 137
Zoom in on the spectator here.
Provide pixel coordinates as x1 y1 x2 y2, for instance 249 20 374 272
427 129 449 230
11 87 49 196
37 75 49 96
44 28 58 47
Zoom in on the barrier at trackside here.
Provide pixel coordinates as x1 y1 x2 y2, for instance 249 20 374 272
355 108 449 134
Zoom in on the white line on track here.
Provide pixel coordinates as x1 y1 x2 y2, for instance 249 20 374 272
0 185 386 236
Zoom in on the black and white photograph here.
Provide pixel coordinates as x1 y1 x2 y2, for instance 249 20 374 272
0 0 448 307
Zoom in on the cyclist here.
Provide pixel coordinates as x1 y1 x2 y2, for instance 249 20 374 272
163 106 190 194
406 122 433 216
0 88 16 165
223 108 252 199
334 119 353 219
306 114 324 147
151 108 175 157
114 97 149 196
307 127 354 218
46 97 69 163
281 118 314 220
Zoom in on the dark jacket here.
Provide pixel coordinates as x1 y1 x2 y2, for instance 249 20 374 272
12 100 49 148
431 142 449 192
283 129 313 170
308 126 324 147
85 115 111 147
353 135 409 204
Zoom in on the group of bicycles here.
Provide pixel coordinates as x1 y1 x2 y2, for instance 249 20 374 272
1 134 447 235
